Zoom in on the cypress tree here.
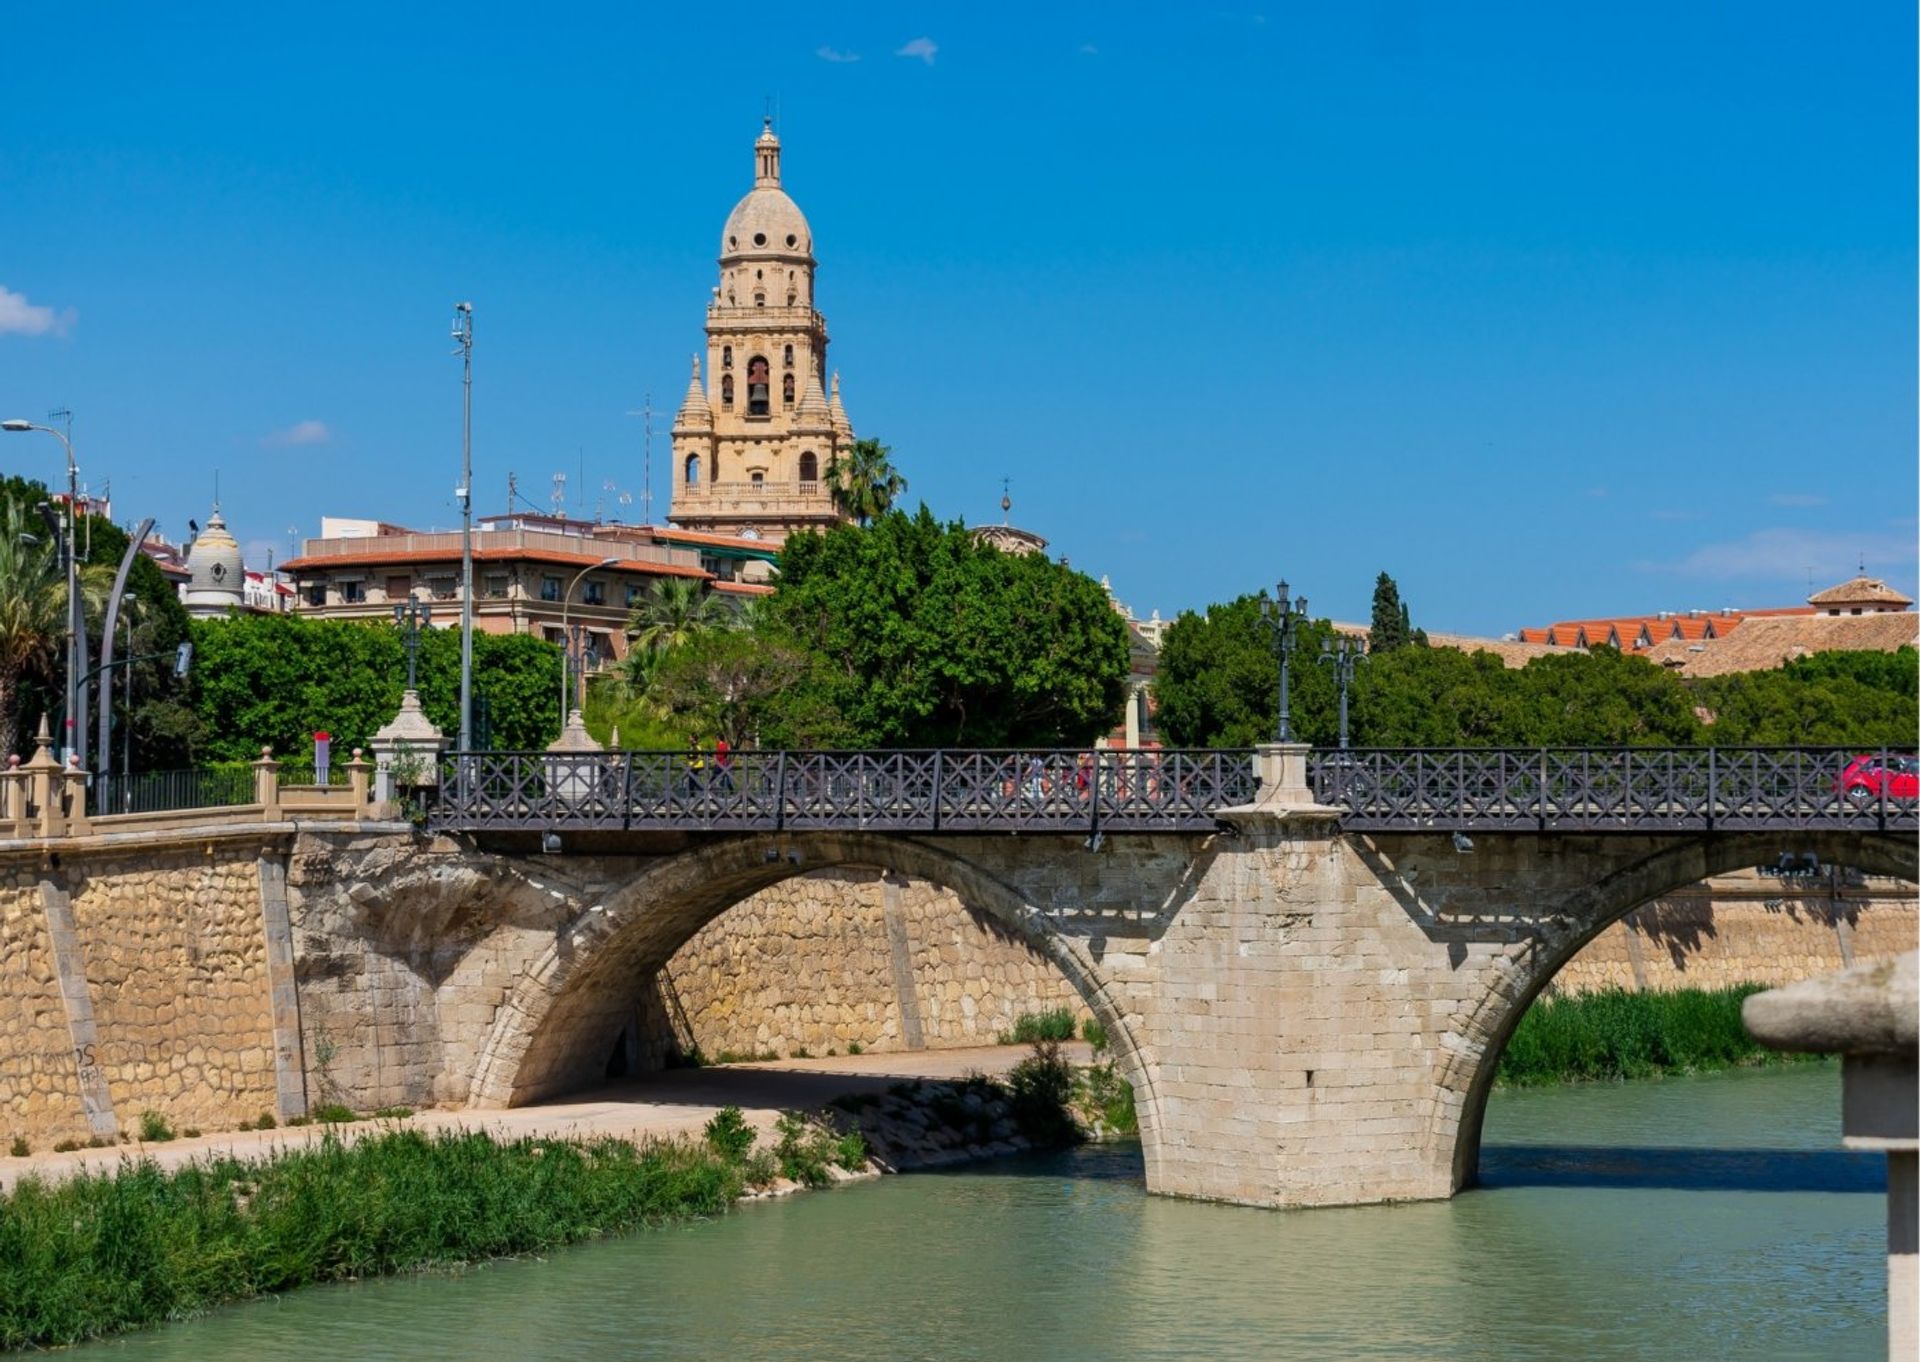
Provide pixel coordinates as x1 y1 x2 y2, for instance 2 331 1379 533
1370 573 1407 652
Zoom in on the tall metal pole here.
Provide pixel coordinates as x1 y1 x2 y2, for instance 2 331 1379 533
453 303 475 758
558 558 618 722
1260 579 1308 745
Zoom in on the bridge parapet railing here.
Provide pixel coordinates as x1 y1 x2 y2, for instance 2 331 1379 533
1310 746 1918 833
432 748 1259 834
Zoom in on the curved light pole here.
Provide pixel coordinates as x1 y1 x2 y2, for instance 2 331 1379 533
1259 579 1309 744
1318 635 1367 749
558 557 619 721
2 419 80 763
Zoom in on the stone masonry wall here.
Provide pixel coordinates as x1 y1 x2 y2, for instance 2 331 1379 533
0 844 282 1151
1553 873 1915 995
637 867 1089 1065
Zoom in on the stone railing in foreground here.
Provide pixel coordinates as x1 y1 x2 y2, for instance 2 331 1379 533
1745 952 1918 1360
0 743 386 842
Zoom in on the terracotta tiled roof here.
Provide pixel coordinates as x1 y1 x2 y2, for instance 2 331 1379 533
280 548 712 579
1807 575 1913 608
1645 612 1919 677
648 527 782 553
711 580 775 596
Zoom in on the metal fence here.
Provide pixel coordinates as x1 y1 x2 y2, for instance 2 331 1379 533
432 748 1258 835
1309 747 1919 833
92 767 256 817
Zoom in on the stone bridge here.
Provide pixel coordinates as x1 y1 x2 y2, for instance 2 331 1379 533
0 743 1912 1208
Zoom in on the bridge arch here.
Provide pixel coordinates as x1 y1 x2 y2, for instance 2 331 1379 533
1431 830 1919 1192
465 831 1159 1140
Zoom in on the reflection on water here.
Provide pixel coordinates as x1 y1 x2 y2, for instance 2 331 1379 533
85 1062 1880 1362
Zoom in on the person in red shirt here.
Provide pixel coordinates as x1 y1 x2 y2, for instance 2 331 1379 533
713 735 734 794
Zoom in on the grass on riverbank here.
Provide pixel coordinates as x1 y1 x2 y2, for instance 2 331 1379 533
0 1128 743 1350
1496 984 1821 1087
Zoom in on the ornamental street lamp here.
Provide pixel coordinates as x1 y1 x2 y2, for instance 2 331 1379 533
2 419 80 765
1259 579 1309 744
393 596 430 691
558 557 620 720
1318 635 1367 749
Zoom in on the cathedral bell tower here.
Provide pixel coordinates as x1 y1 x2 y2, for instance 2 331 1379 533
668 120 856 541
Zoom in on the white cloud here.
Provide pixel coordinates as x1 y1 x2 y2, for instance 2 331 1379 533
895 36 938 64
0 284 75 337
816 45 861 63
1768 492 1827 508
1638 527 1918 582
263 419 330 447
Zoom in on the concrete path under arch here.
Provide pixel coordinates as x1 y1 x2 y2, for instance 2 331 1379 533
0 1043 1090 1193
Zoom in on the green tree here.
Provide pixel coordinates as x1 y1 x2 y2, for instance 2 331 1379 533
650 626 854 748
1151 592 1343 748
623 577 733 655
0 500 68 757
769 508 1129 746
1369 572 1410 652
190 614 561 761
825 437 907 526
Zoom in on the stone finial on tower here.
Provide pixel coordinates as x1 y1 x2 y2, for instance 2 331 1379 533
829 371 852 441
673 354 712 432
795 371 832 433
755 117 781 188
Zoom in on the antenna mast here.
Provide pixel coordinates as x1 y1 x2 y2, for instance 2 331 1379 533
625 394 655 525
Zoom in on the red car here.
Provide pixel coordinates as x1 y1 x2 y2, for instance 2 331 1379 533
1838 754 1919 804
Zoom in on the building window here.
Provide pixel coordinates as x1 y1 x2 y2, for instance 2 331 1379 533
306 582 327 607
751 471 764 486
427 576 456 600
754 292 765 308
484 573 509 598
341 580 365 604
787 292 796 306
541 576 562 603
626 583 644 606
747 356 770 415
720 376 733 409
684 454 702 485
783 344 793 367
722 345 732 369
584 580 605 606
798 451 818 483
783 373 795 405
385 575 410 601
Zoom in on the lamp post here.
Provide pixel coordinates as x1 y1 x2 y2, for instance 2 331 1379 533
558 557 619 720
1318 635 1366 749
2 419 80 764
452 303 474 762
393 596 430 691
1259 579 1309 744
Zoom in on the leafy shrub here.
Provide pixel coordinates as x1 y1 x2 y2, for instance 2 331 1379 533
1006 1039 1079 1147
1076 1062 1136 1135
8 1137 28 1158
702 1107 756 1162
254 1114 276 1131
772 1112 834 1186
998 1008 1077 1046
138 1111 176 1143
372 1107 414 1120
847 1042 863 1055
312 1104 357 1125
832 1131 868 1171
52 1140 80 1154
1080 1018 1109 1053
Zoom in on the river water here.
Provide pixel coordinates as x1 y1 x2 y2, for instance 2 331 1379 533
84 1062 1883 1361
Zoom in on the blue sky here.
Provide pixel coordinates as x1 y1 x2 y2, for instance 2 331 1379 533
1 3 1912 635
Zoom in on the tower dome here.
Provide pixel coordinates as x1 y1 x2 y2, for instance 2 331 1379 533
183 506 245 618
720 119 812 261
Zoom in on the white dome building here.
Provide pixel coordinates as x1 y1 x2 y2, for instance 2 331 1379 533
182 506 245 618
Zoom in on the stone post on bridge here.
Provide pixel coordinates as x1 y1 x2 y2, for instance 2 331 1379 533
24 719 64 838
1 754 25 837
1246 742 1339 817
252 746 281 821
370 690 447 805
1745 952 1917 1360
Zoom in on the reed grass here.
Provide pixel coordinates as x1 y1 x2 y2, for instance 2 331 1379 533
0 1128 741 1349
1496 984 1820 1086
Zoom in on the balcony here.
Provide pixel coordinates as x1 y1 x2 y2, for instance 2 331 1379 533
673 482 834 517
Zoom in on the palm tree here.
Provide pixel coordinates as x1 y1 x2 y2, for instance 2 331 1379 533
624 577 733 657
0 499 70 757
826 437 907 526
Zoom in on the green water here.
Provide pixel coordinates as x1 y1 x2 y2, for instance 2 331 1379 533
81 1063 1883 1361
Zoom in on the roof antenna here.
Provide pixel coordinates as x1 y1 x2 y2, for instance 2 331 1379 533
624 394 654 525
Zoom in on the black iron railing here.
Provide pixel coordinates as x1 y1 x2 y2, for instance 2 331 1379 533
1310 747 1918 833
431 748 1258 835
92 767 256 816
